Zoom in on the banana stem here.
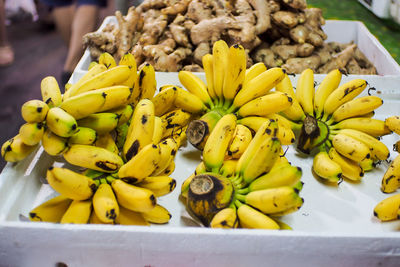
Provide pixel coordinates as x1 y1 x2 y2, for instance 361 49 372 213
326 116 335 126
236 188 249 195
106 176 116 184
226 104 237 114
234 199 244 208
235 193 246 202
222 99 233 110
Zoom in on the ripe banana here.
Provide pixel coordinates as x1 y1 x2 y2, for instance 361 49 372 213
202 53 217 102
210 206 238 228
219 159 238 179
174 86 208 114
46 107 78 137
108 104 133 126
237 91 293 118
63 144 124 173
141 204 171 224
202 114 236 172
151 86 177 116
118 143 161 183
160 108 191 139
236 202 280 230
179 70 213 108
180 173 195 199
322 79 367 121
331 133 371 162
328 147 364 181
41 129 69 156
94 133 119 154
111 179 156 213
385 116 400 135
313 69 342 119
40 76 62 108
130 63 157 105
119 53 137 88
373 193 400 221
60 199 92 224
330 117 391 137
227 124 253 159
329 95 383 124
212 40 229 104
222 44 246 108
231 67 285 111
29 195 72 223
137 175 176 197
98 52 117 69
115 206 150 226
21 99 49 123
275 74 305 122
123 98 155 161
77 112 119 134
152 116 163 144
19 122 44 146
68 126 97 145
151 138 178 176
381 154 400 193
92 182 119 223
243 62 267 89
312 150 342 183
295 68 315 116
47 167 96 200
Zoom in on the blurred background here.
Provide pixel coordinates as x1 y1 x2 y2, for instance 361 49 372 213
0 0 399 170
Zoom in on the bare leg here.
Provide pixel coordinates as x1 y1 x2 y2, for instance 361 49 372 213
52 5 74 46
63 4 99 73
0 0 14 66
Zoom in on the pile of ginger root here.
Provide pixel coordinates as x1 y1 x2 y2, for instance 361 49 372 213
82 0 376 74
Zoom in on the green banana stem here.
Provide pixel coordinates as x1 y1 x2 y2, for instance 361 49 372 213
226 104 238 114
236 187 250 195
321 112 330 122
106 175 116 184
325 116 335 126
222 99 233 110
235 193 246 202
234 199 244 208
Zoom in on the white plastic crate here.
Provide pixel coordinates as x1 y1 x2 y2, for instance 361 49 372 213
1 74 400 266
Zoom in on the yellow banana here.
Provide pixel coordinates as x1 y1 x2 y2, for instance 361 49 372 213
275 74 305 122
334 128 390 161
295 68 315 116
237 91 293 118
161 160 175 176
108 104 133 126
77 112 119 134
130 63 157 105
266 114 297 145
29 195 72 223
68 126 97 145
152 116 163 144
93 182 119 223
236 203 280 230
202 53 217 102
268 196 304 216
141 204 171 224
381 154 400 193
46 107 78 137
111 179 156 213
222 44 246 108
151 86 177 116
186 109 222 150
210 206 239 228
174 86 208 114
21 99 49 123
360 158 375 172
322 79 368 121
219 159 238 179
137 175 177 197
385 116 400 135
115 122 129 151
63 144 124 173
394 140 400 153
88 61 98 70
118 143 161 183
203 114 237 172
47 167 96 200
98 52 117 69
231 67 285 112
123 98 155 161
243 62 267 89
331 133 371 162
212 40 230 103
179 70 213 108
160 108 192 139
119 53 137 88
180 173 195 199
60 85 131 120
89 210 109 224
195 161 207 175
328 147 364 181
116 206 150 226
330 117 391 137
312 150 342 183
246 163 302 192
94 133 119 154
329 95 383 124
151 138 178 176
373 193 400 221
19 122 44 146
66 65 130 97
313 69 342 119
60 199 92 224
63 63 107 99
41 129 69 156
40 76 62 108
227 124 253 159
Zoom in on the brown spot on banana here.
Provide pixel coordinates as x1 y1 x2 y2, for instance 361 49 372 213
95 161 120 172
126 140 140 161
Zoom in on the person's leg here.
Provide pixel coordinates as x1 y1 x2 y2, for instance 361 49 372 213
63 4 99 75
52 4 74 45
0 0 14 66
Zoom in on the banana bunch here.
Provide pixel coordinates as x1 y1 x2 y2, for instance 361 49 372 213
181 116 303 229
275 68 391 184
177 40 294 150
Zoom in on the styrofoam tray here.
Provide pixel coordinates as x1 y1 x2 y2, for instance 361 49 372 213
73 17 400 77
1 74 400 266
